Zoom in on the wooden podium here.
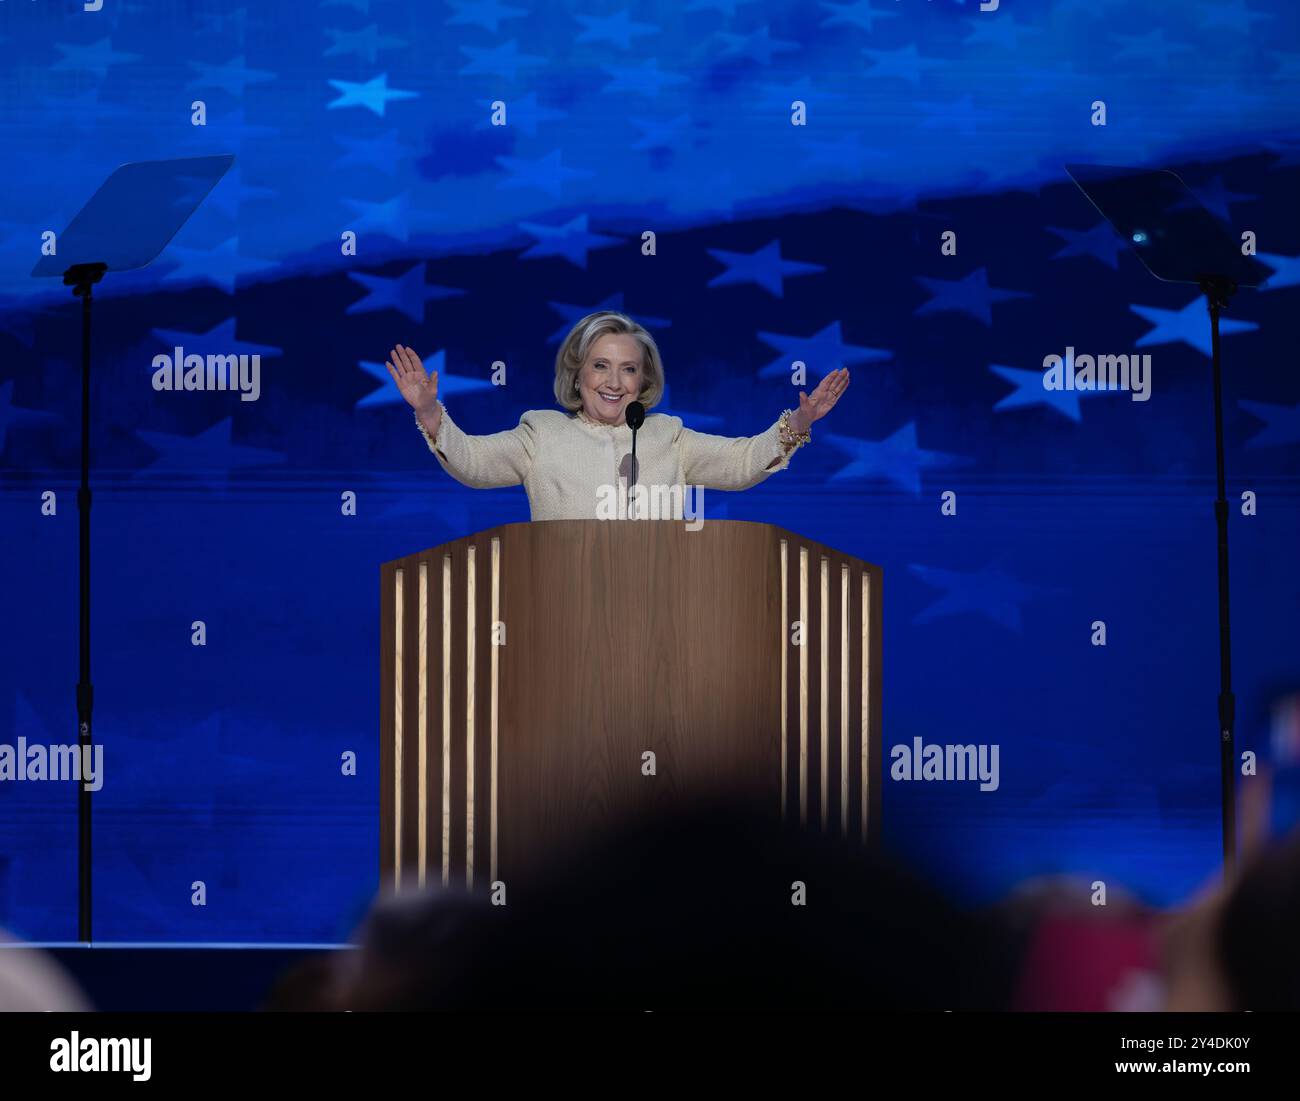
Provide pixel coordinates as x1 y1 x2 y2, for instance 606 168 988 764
380 520 881 892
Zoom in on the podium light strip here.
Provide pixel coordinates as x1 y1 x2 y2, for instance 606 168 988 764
490 537 500 884
418 560 429 888
799 546 808 828
779 539 788 823
841 563 850 838
442 555 452 888
394 568 403 892
820 556 829 831
862 571 871 847
465 545 476 889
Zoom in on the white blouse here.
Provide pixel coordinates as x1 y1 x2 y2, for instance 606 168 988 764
415 402 804 521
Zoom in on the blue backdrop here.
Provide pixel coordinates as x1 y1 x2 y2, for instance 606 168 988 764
1 0 1298 942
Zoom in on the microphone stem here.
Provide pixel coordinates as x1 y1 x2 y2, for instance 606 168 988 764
630 430 638 520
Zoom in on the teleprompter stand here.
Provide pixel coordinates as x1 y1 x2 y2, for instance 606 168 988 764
1066 163 1273 876
31 155 234 940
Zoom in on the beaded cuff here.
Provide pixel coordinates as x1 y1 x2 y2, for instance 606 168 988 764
778 408 811 452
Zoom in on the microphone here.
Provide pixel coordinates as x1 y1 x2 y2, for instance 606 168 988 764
625 401 644 519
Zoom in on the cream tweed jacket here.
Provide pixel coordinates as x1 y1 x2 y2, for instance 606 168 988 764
415 402 803 521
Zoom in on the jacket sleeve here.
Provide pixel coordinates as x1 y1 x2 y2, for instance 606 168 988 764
415 403 536 489
672 414 802 490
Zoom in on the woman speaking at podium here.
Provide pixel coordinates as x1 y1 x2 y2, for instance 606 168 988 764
384 310 850 521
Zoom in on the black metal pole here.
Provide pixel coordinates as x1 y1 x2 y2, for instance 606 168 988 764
67 261 106 943
1203 277 1237 877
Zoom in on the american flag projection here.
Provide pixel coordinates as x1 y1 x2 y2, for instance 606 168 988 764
0 0 1298 941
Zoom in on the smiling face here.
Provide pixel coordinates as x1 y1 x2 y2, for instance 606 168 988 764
576 333 644 426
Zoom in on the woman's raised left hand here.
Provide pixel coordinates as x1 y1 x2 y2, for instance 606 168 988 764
791 367 850 433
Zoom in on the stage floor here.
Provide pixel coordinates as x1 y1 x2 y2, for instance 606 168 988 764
0 943 352 1011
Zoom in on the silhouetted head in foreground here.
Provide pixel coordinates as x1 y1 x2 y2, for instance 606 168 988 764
1215 828 1300 1010
334 799 1015 1011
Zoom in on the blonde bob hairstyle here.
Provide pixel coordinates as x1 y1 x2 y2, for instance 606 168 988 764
553 310 665 413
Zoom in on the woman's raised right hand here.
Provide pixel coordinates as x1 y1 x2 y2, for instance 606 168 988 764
385 344 439 413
